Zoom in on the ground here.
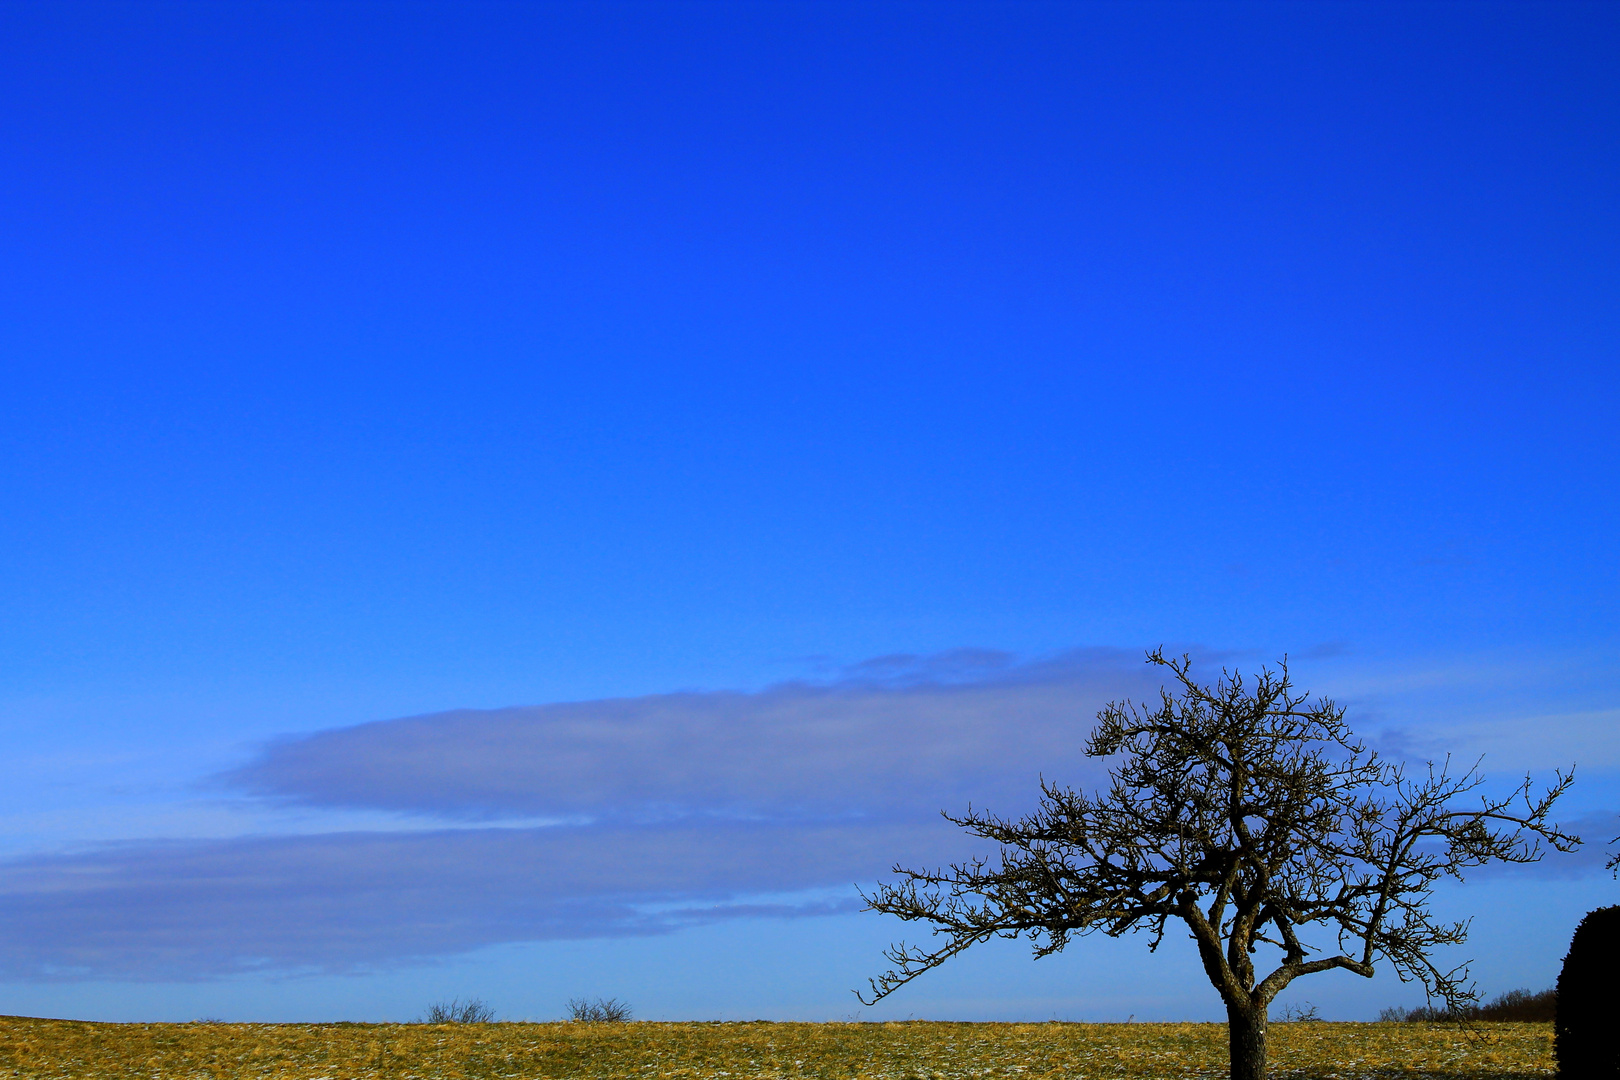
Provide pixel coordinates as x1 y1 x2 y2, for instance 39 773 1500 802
0 1017 1553 1079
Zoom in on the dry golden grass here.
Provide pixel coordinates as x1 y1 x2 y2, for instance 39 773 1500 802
0 1016 1551 1079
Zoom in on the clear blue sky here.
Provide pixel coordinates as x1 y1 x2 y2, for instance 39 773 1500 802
0 0 1616 1023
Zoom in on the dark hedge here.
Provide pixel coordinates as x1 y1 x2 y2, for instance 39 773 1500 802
1555 905 1620 1078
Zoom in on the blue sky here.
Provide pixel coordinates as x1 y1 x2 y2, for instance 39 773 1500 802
0 0 1616 1022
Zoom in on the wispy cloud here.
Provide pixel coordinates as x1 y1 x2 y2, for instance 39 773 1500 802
0 820 965 981
1466 810 1620 879
220 648 1156 823
4 647 1607 983
0 649 1154 980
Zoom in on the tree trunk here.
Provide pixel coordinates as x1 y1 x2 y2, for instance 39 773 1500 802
1226 1000 1268 1080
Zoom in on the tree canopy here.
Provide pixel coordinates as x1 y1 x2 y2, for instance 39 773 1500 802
859 650 1578 1080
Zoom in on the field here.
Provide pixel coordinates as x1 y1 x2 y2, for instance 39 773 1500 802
0 1017 1552 1080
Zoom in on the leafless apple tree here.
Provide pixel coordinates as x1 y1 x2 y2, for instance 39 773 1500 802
859 649 1578 1080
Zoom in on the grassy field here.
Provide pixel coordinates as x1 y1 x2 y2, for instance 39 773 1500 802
0 1017 1552 1080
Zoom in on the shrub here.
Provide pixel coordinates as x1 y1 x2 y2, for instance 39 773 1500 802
566 997 632 1022
421 998 496 1023
1380 1003 1461 1022
1556 905 1620 1078
1478 988 1556 1022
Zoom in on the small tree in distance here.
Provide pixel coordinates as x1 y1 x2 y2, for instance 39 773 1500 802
859 649 1578 1080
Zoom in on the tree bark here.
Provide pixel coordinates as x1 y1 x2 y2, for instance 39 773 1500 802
1226 1001 1268 1080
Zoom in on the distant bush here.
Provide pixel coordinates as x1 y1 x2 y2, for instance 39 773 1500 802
566 997 632 1023
1379 1004 1454 1023
1477 988 1557 1022
1555 905 1620 1078
421 998 496 1023
1379 987 1555 1023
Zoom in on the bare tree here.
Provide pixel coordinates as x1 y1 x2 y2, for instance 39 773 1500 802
859 649 1578 1080
420 997 495 1023
566 997 633 1022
